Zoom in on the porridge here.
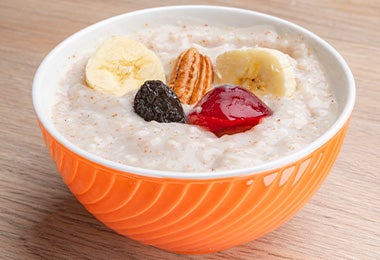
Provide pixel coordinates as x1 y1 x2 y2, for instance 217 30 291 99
52 24 337 172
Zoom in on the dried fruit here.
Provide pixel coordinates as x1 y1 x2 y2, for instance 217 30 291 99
169 48 213 104
187 85 273 137
134 80 185 123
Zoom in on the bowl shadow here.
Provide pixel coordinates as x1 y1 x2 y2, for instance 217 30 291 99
23 192 197 259
23 190 310 260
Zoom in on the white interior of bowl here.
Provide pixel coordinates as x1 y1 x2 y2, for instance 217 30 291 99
32 5 355 179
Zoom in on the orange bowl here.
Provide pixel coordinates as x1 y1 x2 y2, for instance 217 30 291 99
33 6 355 254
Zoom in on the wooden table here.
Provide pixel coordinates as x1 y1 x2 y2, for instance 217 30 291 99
1 0 379 259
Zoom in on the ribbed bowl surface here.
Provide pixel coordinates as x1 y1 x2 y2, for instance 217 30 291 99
39 121 349 254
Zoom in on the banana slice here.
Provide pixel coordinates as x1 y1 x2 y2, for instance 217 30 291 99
215 47 296 97
85 36 166 96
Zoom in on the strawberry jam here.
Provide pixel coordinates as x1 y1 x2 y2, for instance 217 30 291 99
187 85 273 137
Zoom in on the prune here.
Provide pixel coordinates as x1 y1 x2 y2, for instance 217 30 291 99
134 80 185 123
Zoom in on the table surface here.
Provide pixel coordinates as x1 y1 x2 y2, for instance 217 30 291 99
1 0 379 259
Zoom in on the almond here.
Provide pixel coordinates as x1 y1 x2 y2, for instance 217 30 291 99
169 48 213 104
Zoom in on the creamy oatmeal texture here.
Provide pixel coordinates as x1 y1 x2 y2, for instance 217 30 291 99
52 24 337 172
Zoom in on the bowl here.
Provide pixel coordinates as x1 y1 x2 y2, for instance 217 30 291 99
32 5 355 254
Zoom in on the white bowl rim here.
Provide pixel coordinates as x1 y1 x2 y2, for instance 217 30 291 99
32 5 356 180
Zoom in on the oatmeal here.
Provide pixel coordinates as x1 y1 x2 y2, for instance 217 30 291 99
52 24 337 172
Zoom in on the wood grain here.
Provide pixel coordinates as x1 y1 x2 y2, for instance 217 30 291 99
1 0 379 259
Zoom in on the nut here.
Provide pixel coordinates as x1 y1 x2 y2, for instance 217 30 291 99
169 48 213 104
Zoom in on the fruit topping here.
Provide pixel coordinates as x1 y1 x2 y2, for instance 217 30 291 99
85 36 166 96
215 47 296 97
187 85 273 137
134 80 185 123
169 48 213 104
